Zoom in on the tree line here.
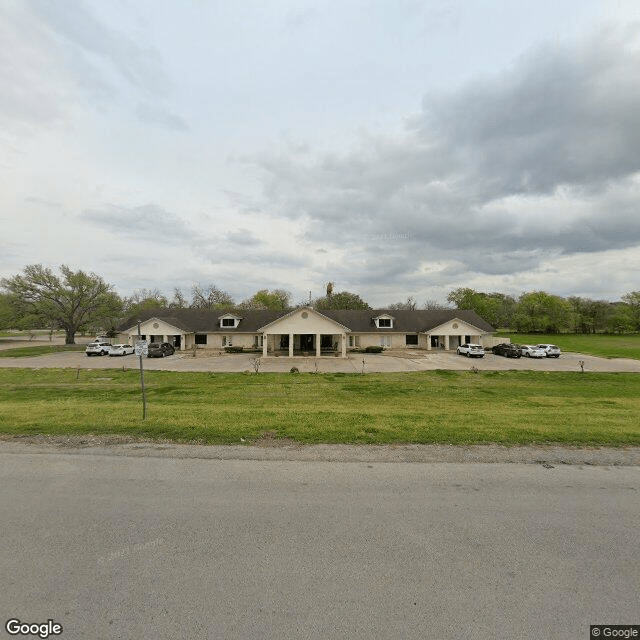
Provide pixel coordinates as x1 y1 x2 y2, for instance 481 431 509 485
1 265 639 343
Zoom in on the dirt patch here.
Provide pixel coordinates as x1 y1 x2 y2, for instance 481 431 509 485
252 430 302 448
1 434 639 465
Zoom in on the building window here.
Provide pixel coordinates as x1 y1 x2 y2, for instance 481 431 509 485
195 334 207 345
405 334 418 345
221 318 236 327
377 318 392 328
222 336 232 347
348 335 360 348
380 336 391 347
253 335 263 348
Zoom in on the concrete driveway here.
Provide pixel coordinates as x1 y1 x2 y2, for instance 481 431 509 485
1 346 640 372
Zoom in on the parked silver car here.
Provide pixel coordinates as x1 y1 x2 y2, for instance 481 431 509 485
519 345 547 358
536 343 561 358
109 344 135 356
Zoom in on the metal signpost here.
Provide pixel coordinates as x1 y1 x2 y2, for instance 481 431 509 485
135 322 148 420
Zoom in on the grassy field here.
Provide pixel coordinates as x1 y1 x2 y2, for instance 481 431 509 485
0 345 86 358
1 368 639 446
496 332 640 360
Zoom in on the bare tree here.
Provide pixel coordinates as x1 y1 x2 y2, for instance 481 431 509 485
190 284 235 309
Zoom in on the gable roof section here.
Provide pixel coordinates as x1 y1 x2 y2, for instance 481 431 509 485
258 307 351 332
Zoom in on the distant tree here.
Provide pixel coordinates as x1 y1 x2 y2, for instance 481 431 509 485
313 291 371 310
239 289 291 310
606 302 635 333
1 264 122 344
423 299 452 311
168 287 189 310
386 296 418 311
621 291 640 331
567 296 614 333
447 288 516 328
0 293 16 329
123 288 169 316
191 284 235 309
514 291 572 333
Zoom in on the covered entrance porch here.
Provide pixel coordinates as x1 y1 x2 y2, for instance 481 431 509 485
259 307 350 358
263 332 346 357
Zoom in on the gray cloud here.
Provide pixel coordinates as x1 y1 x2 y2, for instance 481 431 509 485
224 229 262 246
1 1 187 132
82 204 196 245
27 0 169 97
255 26 640 284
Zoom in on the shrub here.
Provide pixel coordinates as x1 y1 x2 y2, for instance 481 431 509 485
224 346 244 353
364 346 384 353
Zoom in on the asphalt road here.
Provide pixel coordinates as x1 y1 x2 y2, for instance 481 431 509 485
1 449 638 640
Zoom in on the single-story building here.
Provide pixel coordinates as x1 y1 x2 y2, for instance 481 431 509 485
117 307 495 358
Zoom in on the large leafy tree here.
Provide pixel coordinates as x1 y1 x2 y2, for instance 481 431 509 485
447 288 516 328
0 292 15 329
239 289 291 310
621 291 640 331
514 291 572 333
313 291 371 310
1 264 123 343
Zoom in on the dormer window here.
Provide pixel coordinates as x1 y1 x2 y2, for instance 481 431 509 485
219 314 241 329
374 315 394 329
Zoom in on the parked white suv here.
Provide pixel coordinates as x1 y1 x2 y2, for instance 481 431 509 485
85 341 112 356
456 343 485 358
536 344 561 358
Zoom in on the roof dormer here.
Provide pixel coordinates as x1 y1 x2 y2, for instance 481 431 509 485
373 313 394 329
218 313 242 329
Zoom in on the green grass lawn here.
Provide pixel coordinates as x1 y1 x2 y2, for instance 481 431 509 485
1 368 639 446
0 345 86 357
496 332 640 360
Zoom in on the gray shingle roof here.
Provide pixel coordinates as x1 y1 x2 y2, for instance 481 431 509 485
118 307 494 333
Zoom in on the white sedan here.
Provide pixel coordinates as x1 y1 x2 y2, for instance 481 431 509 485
109 344 135 357
519 345 547 358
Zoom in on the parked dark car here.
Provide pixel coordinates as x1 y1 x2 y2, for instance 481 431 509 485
147 342 175 358
491 343 522 358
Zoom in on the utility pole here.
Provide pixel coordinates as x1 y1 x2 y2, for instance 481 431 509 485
136 321 147 420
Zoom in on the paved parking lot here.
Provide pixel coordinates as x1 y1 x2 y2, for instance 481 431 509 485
1 342 640 372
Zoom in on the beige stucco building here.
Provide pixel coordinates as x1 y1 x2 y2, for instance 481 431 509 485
117 307 495 358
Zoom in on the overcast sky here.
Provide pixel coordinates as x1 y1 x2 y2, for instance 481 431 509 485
2 0 639 306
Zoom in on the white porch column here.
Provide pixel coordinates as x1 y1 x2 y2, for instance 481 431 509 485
426 334 431 350
444 335 450 350
341 334 346 358
289 333 294 358
262 334 268 357
316 334 321 357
